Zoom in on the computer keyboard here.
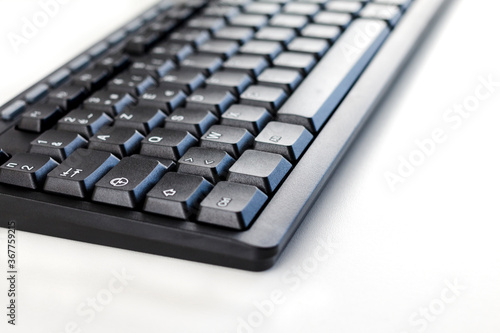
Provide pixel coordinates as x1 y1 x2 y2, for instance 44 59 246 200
0 0 448 270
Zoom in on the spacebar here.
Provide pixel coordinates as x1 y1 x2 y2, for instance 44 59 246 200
277 19 390 133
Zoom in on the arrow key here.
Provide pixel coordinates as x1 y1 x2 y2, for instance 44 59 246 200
178 147 235 183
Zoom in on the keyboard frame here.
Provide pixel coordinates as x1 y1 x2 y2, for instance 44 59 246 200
0 0 451 271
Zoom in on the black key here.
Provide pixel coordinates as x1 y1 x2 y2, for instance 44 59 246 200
197 181 267 230
178 147 235 183
83 91 136 116
125 31 161 55
214 26 254 44
269 14 309 30
221 105 272 135
277 19 389 132
89 127 144 158
273 51 317 74
229 14 268 30
69 55 91 73
1 100 26 121
144 173 213 219
0 153 58 189
219 0 252 6
287 37 329 58
25 84 49 104
373 0 412 9
223 55 269 77
48 85 88 111
169 28 210 47
301 24 342 42
73 68 111 92
240 85 287 112
129 57 175 78
255 27 296 45
187 17 226 32
205 71 252 95
48 69 71 88
140 128 198 161
239 40 283 61
314 12 352 28
43 149 119 198
114 106 166 134
147 19 177 36
360 4 402 27
0 150 9 165
30 130 88 162
186 87 236 115
138 86 186 113
325 1 363 14
159 69 206 94
283 2 320 17
164 108 218 137
162 6 196 20
92 156 173 208
244 2 281 16
150 42 194 62
107 73 157 97
180 54 223 76
227 150 292 193
202 5 240 20
254 121 313 162
257 68 303 93
96 53 130 75
17 104 63 133
57 109 113 138
197 40 239 59
200 125 254 158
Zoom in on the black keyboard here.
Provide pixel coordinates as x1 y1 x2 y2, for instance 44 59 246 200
0 0 448 270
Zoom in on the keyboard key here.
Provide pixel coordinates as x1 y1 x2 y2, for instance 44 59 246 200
129 56 175 78
114 106 167 134
197 40 240 59
287 37 329 58
150 42 193 62
180 54 223 76
283 2 320 17
96 53 131 75
73 68 111 92
48 68 71 88
89 127 144 158
169 28 210 47
257 68 303 93
147 20 177 36
144 173 213 219
48 85 88 111
88 41 109 59
57 109 113 138
159 69 206 94
240 85 287 112
314 12 352 28
17 104 63 133
187 17 226 32
197 181 267 230
229 14 268 30
92 156 173 208
164 108 218 137
254 121 313 162
273 51 317 74
138 86 186 113
125 31 161 55
205 71 253 95
0 153 58 189
373 0 412 9
255 27 296 45
301 24 342 42
360 4 402 27
325 1 363 14
221 105 272 135
277 19 389 132
223 55 269 77
200 125 255 158
214 26 254 44
239 40 283 60
30 130 88 162
69 55 91 73
178 147 235 183
227 150 292 193
108 73 157 97
83 91 136 116
44 149 119 198
203 5 240 20
186 87 236 115
140 128 198 161
244 2 281 16
25 84 49 104
269 14 308 30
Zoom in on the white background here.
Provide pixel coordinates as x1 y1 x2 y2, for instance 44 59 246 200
1 0 500 332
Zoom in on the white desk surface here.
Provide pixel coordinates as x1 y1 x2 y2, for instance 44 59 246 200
1 0 499 332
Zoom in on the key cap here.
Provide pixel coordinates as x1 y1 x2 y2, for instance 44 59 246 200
240 85 287 112
162 6 195 20
221 105 272 135
374 0 412 10
44 149 119 198
96 53 131 75
159 69 206 94
198 40 239 59
1 100 27 121
273 51 317 74
205 71 252 95
360 4 402 27
57 109 113 138
178 147 235 183
88 41 109 59
25 84 49 104
48 85 88 111
89 127 144 158
144 173 213 219
150 42 193 62
239 40 283 61
125 31 161 55
17 104 63 133
214 26 254 44
301 24 342 42
200 125 254 158
114 106 167 134
229 14 268 30
0 153 59 189
164 108 218 137
255 27 296 45
257 68 303 93
83 91 136 116
277 19 389 133
254 121 313 162
283 2 320 17
227 150 292 193
197 181 267 230
187 17 226 32
92 156 173 208
186 87 236 115
269 14 308 30
30 130 88 162
0 150 9 165
129 56 175 78
138 86 186 113
219 0 252 6
287 37 329 58
69 55 91 73
169 28 210 47
244 2 281 16
48 68 71 88
223 55 269 77
124 18 144 34
73 68 111 92
314 12 352 28
140 128 198 161
325 1 363 14
108 73 157 97
180 55 223 76
147 19 177 36
203 5 240 20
